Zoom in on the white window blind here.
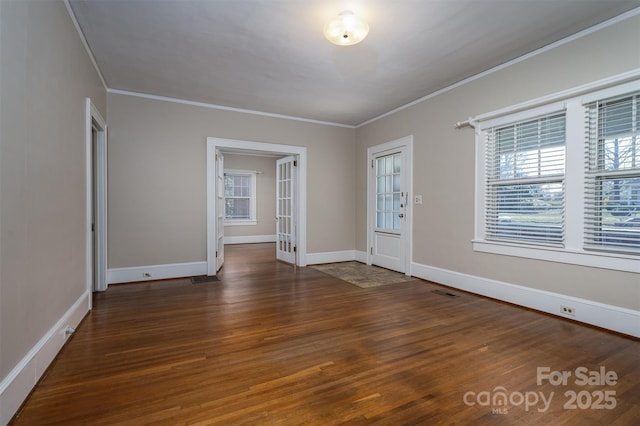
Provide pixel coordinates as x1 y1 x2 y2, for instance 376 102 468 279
485 113 566 245
584 91 640 253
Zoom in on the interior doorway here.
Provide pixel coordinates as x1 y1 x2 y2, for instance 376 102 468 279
367 136 413 275
206 138 307 275
85 98 108 299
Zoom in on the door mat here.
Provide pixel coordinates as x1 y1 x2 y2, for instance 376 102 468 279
191 275 220 283
310 261 413 288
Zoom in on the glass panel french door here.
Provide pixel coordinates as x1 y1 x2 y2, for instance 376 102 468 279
276 156 296 264
215 150 225 271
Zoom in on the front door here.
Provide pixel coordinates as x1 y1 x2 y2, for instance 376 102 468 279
276 156 296 264
369 139 412 274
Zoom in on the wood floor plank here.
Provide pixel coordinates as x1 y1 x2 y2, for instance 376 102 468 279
10 243 640 425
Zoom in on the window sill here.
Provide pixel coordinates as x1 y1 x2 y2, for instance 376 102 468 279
225 220 257 226
472 240 640 274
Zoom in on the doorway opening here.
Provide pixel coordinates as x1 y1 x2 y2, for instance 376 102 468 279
206 138 307 275
85 98 108 301
367 135 413 275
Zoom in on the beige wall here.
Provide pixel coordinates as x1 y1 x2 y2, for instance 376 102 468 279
356 16 640 310
0 0 106 379
107 93 355 268
223 154 277 238
1 1 635 418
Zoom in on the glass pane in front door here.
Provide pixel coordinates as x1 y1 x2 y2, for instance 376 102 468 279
376 153 402 231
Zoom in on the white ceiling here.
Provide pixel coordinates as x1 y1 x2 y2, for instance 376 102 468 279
69 0 640 126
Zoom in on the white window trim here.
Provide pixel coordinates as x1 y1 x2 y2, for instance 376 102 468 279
223 169 257 226
473 75 640 274
480 102 567 246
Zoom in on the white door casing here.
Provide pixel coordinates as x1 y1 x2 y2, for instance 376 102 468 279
367 136 413 275
276 156 296 263
206 137 307 275
85 98 108 298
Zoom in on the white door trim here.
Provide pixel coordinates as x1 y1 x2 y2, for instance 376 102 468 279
85 98 108 300
206 137 307 275
367 135 414 276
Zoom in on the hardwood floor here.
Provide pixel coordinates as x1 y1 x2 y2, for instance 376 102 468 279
11 243 639 425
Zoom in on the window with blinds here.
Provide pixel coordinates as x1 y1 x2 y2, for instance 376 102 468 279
474 79 640 272
485 113 566 245
224 171 257 224
584 92 640 253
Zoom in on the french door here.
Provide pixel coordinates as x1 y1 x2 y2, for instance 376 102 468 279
276 156 296 263
368 137 413 274
215 149 225 271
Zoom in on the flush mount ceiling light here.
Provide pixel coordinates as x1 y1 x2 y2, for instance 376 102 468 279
323 10 369 46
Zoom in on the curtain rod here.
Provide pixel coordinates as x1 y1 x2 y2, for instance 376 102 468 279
453 70 640 130
454 118 477 129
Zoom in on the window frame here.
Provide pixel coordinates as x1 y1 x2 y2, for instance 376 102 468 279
483 107 567 247
223 169 257 226
584 91 640 254
473 78 640 274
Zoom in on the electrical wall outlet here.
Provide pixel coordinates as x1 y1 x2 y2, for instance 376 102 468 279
560 305 575 316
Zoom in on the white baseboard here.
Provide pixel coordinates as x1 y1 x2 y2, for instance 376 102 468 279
305 250 367 265
223 234 276 245
0 291 90 425
107 261 207 284
307 250 358 265
411 262 640 338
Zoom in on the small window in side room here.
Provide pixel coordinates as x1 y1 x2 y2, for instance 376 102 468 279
224 170 257 225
